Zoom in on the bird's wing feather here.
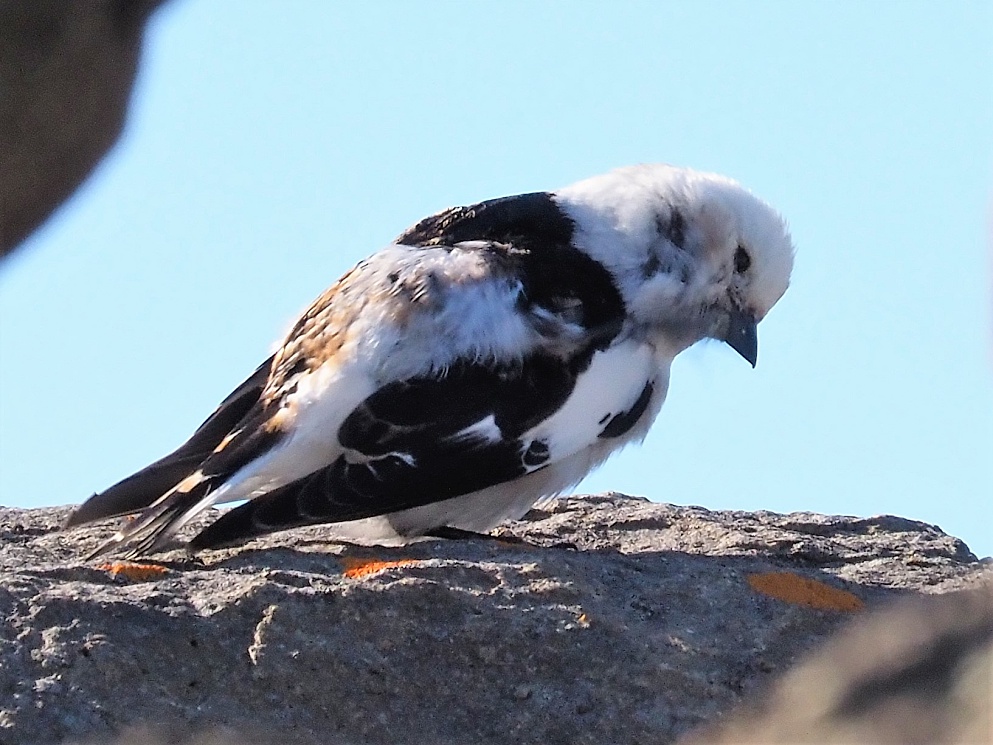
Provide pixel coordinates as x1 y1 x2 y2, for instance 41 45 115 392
190 341 657 550
64 356 275 527
82 395 292 559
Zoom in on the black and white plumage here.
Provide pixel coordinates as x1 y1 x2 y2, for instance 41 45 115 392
67 164 794 558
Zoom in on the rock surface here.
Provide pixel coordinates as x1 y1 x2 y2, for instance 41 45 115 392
681 580 992 744
1 494 988 745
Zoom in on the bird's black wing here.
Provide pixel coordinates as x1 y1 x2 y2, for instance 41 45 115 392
395 191 574 250
190 346 657 551
65 355 275 527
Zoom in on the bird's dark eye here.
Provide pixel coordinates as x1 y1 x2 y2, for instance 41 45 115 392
734 246 751 274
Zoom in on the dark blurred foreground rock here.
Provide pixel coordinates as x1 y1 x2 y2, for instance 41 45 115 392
681 580 992 744
0 0 166 259
0 494 988 744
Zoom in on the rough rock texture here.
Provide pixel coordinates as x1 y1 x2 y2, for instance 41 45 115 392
0 0 166 258
682 580 992 744
1 494 988 745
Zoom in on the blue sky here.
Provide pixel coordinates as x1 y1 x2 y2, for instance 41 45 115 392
2 1 991 558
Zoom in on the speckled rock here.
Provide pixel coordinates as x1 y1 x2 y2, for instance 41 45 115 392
0 494 987 745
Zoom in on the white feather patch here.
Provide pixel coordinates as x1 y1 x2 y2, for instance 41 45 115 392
450 414 502 444
528 339 656 461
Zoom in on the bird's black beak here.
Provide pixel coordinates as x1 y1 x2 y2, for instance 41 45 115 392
724 309 758 367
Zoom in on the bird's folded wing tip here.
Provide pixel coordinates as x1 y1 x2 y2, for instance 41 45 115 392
62 504 90 530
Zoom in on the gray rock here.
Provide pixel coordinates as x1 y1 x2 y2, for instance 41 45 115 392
680 581 992 745
1 494 988 744
0 0 166 259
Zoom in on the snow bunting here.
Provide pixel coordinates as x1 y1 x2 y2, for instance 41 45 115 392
67 164 794 558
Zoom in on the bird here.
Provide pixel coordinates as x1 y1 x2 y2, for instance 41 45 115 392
66 164 794 559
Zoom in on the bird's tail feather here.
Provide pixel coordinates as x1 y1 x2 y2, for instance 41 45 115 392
84 480 214 561
65 356 274 529
66 454 207 529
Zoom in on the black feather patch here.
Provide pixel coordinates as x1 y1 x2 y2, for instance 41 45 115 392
398 191 626 362
328 353 578 509
190 352 587 549
396 191 575 249
655 207 686 249
522 440 550 468
598 381 654 439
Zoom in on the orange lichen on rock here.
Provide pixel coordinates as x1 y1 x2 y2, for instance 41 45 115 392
747 571 865 612
341 557 419 579
97 562 170 582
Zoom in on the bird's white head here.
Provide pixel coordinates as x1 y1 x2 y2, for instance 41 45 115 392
554 164 794 365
